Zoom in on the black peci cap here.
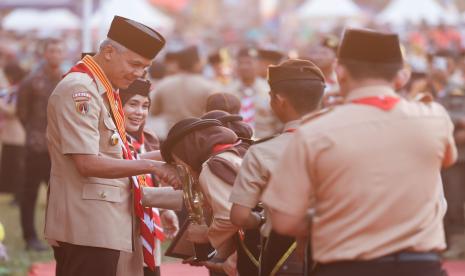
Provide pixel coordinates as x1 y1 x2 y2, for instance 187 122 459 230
107 16 165 60
268 59 325 88
337 28 403 66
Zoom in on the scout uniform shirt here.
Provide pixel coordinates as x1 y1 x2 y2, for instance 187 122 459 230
229 120 301 237
45 60 133 252
263 85 457 263
199 151 242 259
150 73 218 134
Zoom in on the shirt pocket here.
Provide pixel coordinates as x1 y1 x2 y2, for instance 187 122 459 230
82 183 122 203
100 116 122 155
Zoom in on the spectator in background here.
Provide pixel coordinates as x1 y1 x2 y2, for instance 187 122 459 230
17 38 64 251
227 48 281 138
0 62 27 206
150 45 217 138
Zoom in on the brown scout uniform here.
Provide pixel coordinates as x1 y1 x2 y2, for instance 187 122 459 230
263 85 457 263
45 67 133 253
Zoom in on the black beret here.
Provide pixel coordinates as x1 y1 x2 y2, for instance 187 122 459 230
107 16 165 60
268 59 325 87
161 118 222 163
206 93 241 114
258 49 285 63
119 79 151 106
201 110 243 124
337 28 403 65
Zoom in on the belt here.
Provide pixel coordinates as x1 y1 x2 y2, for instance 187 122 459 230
375 252 440 263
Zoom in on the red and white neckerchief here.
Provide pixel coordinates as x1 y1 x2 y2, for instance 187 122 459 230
68 56 157 270
131 136 166 247
351 95 400 111
239 87 256 128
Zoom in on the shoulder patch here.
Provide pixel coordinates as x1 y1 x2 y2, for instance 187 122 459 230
301 107 333 124
72 92 91 115
72 92 91 102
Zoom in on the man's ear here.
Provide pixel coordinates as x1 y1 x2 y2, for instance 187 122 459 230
101 45 115 62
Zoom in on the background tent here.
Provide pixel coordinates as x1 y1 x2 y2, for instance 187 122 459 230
91 0 175 39
2 8 81 31
297 0 361 19
377 0 460 26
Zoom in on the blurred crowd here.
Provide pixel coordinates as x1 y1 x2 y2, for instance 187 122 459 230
0 20 464 260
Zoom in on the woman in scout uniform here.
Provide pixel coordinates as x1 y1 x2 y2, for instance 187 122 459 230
161 118 260 275
229 59 326 276
116 78 179 276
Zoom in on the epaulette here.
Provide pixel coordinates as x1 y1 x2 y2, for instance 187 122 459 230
301 107 333 124
252 134 279 145
412 92 434 104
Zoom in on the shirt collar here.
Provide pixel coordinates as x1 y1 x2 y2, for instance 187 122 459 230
283 120 301 132
345 85 398 103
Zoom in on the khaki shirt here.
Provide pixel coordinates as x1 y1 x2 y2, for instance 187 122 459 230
150 73 218 133
226 78 282 138
229 120 300 236
199 151 242 257
45 69 133 253
263 85 457 263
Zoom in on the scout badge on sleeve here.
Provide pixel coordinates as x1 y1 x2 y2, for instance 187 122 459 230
72 92 91 115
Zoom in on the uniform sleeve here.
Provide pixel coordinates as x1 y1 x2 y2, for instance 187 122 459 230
229 148 267 208
262 130 315 217
443 112 458 168
52 79 101 155
199 165 233 220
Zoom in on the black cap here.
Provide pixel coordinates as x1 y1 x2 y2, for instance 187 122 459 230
107 16 165 60
337 28 403 65
206 93 241 114
161 118 222 163
201 110 243 124
268 59 325 87
119 79 151 106
258 49 284 63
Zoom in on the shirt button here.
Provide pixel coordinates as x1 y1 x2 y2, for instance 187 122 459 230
99 191 107 199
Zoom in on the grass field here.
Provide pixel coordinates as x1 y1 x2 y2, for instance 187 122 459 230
0 185 52 276
0 186 177 276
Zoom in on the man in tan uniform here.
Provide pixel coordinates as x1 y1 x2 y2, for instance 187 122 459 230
46 16 176 276
227 47 282 138
150 45 219 136
229 59 326 276
263 29 457 276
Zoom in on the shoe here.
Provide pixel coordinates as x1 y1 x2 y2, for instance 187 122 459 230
25 238 48 252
